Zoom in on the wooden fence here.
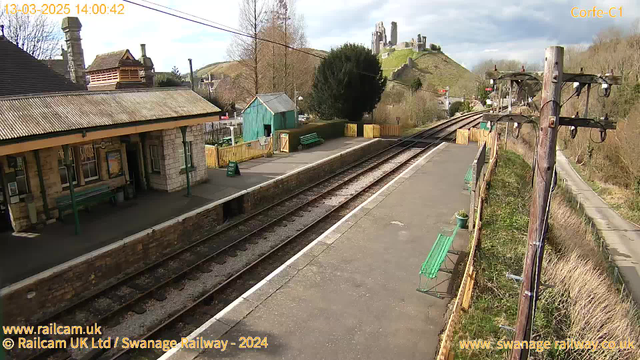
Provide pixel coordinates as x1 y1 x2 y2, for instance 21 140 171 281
364 124 380 138
205 137 272 168
344 124 357 137
380 124 400 136
437 130 498 360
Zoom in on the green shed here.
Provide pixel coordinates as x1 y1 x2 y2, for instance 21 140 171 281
242 92 297 141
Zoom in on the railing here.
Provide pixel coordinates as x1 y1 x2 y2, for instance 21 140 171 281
204 122 244 145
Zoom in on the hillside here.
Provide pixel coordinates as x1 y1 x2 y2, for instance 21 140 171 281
379 49 473 97
195 48 328 79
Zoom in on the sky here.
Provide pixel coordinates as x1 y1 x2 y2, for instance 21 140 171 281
7 0 639 73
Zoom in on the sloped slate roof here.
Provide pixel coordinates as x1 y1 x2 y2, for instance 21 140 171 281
0 88 221 142
244 92 295 114
87 49 143 72
40 59 69 79
0 36 84 96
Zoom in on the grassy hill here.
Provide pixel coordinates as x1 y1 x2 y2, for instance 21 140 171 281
379 49 473 97
195 48 328 79
195 61 244 79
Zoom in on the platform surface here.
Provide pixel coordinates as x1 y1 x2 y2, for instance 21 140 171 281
166 143 478 360
0 137 372 288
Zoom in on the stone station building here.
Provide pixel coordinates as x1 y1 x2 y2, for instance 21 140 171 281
0 88 220 232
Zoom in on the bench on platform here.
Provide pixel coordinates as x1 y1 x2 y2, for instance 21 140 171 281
464 166 473 192
55 184 115 221
417 225 461 298
298 132 324 150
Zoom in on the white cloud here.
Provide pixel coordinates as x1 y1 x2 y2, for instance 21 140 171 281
10 0 640 73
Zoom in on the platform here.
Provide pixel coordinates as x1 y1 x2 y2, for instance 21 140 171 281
164 142 478 360
0 137 373 288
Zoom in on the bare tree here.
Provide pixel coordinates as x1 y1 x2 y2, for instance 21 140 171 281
0 11 62 59
259 0 309 99
227 0 266 98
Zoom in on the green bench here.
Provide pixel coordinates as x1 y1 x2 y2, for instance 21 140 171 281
55 184 115 221
464 166 473 192
417 225 460 298
298 132 324 150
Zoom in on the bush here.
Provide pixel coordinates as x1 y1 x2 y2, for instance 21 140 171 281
310 43 386 121
448 101 463 117
277 120 346 151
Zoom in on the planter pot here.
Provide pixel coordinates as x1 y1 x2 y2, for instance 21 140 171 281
456 214 469 228
115 189 125 204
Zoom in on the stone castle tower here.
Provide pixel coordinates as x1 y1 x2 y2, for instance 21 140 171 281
371 21 398 55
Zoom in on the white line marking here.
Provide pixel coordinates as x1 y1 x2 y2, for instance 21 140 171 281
159 142 447 360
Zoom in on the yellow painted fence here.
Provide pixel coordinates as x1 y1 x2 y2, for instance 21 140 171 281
205 138 273 168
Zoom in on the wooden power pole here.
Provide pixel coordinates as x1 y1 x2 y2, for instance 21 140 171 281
510 46 563 360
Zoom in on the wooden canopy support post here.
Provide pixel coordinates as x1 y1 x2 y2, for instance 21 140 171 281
63 144 80 235
180 126 191 197
140 132 151 191
34 149 50 220
511 46 564 360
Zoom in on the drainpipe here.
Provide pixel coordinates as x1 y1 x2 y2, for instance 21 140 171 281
63 145 80 235
34 150 50 220
180 126 191 197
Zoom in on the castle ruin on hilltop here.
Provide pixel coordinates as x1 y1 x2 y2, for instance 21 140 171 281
371 21 429 56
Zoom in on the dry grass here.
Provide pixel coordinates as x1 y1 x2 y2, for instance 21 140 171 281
455 136 640 359
547 195 607 272
543 253 640 360
373 88 443 129
506 129 640 360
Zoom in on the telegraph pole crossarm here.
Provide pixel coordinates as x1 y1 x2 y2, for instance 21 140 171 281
509 47 622 360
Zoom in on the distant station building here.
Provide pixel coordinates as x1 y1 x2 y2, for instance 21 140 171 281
0 17 220 232
242 93 296 141
85 47 155 90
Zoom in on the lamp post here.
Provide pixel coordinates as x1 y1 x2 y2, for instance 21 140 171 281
295 92 304 127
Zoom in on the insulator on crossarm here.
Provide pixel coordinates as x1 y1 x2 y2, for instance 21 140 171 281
570 126 578 139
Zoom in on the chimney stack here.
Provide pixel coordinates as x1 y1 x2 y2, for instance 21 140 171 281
61 17 86 86
138 43 155 87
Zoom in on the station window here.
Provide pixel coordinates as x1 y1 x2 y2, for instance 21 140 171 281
80 144 99 181
58 149 77 188
149 145 161 172
178 142 192 169
7 155 29 196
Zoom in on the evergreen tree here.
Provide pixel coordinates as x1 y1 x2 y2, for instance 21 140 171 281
310 43 386 121
410 77 423 94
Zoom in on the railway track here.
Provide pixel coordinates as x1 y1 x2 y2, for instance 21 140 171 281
4 112 484 360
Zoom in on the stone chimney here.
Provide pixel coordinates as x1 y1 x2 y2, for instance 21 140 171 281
138 44 155 87
61 17 86 86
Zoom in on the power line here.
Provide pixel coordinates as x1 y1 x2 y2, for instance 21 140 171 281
124 0 439 94
122 0 325 60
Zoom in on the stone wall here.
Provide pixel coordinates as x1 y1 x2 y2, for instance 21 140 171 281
163 125 207 192
2 138 128 231
0 139 388 325
144 125 207 192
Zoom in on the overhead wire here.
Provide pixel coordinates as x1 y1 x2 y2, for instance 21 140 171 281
123 0 441 94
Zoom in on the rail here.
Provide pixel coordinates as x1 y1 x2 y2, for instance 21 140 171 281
6 112 485 360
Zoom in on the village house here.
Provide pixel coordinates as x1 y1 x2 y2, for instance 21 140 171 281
0 17 220 233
